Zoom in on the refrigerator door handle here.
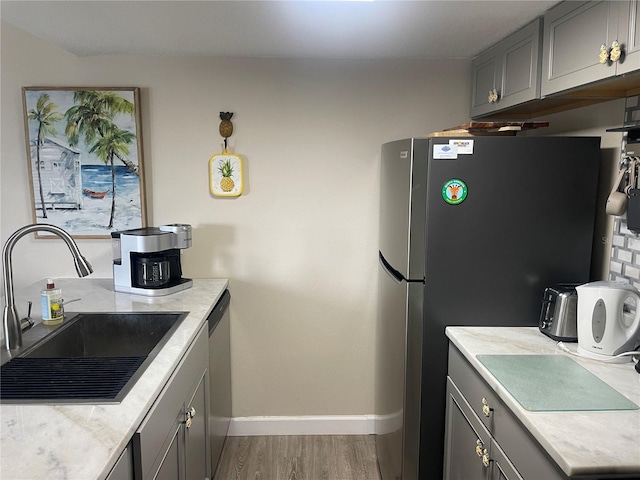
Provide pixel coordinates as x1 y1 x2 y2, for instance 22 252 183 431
379 251 425 284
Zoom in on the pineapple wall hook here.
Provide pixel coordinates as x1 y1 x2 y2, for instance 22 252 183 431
219 112 234 152
209 111 244 197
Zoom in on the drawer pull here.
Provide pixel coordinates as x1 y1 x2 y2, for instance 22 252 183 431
481 397 493 417
482 450 490 468
185 407 196 429
475 439 484 457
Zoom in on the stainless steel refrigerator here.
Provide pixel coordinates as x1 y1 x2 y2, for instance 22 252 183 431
375 136 601 480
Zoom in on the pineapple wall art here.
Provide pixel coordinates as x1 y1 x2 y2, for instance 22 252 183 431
210 154 243 196
209 112 244 197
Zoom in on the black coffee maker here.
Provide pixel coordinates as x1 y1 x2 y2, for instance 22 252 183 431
112 224 192 296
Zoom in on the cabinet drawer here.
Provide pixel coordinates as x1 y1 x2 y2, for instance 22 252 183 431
447 347 565 480
448 347 504 436
133 323 208 479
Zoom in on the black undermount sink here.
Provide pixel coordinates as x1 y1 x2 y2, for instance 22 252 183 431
0 311 188 404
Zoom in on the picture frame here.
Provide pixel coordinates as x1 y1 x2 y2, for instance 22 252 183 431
22 87 147 239
209 153 244 197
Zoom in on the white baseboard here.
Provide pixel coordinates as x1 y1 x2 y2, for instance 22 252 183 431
228 415 377 436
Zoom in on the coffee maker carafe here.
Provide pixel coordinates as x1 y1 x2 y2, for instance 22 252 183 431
112 224 192 296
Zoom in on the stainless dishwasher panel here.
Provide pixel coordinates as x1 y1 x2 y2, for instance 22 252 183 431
208 289 231 477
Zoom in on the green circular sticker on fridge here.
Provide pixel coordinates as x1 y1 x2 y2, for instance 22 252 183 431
442 179 467 205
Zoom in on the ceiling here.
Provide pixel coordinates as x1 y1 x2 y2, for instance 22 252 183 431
1 0 558 60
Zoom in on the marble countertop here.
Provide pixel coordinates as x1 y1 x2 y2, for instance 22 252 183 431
446 326 640 477
1 277 228 480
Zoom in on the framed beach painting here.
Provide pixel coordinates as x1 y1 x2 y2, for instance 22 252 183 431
22 87 147 239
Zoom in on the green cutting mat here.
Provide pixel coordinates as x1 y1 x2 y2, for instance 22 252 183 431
476 355 639 412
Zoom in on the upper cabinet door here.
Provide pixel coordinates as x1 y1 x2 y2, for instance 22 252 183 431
470 46 502 117
542 1 622 96
617 0 640 75
500 20 543 109
470 19 542 118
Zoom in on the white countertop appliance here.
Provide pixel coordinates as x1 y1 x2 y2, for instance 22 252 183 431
576 281 640 362
112 224 192 296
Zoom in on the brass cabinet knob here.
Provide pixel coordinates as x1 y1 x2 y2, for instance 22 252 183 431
482 450 490 468
599 43 610 64
481 397 493 417
610 40 622 62
475 439 484 457
487 89 499 103
185 406 196 428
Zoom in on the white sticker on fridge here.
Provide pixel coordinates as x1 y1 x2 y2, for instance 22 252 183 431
433 144 458 159
450 139 474 155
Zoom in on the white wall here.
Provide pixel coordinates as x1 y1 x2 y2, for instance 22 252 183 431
1 22 471 416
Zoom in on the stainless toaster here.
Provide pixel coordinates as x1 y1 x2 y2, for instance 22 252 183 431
539 284 579 342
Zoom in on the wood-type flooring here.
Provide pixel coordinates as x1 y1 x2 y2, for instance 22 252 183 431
213 435 382 480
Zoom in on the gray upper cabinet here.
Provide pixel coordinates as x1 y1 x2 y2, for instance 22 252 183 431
618 0 640 75
542 1 640 96
470 19 542 118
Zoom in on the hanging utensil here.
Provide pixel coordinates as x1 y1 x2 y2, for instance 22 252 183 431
627 157 640 232
606 160 630 216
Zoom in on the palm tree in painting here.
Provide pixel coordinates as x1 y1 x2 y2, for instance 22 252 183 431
89 125 135 228
27 93 64 219
65 90 139 175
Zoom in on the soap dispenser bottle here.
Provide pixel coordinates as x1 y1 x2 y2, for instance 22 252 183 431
41 278 63 325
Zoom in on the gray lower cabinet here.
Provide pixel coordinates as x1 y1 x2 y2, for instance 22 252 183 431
470 18 542 118
444 377 522 480
133 323 210 480
106 446 134 480
444 377 492 480
186 373 208 480
542 1 640 96
154 431 180 480
491 441 522 480
444 346 564 480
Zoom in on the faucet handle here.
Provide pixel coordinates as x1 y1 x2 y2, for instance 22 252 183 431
20 301 34 332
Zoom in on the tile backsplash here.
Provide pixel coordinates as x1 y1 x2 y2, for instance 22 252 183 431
610 216 640 289
609 95 640 288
